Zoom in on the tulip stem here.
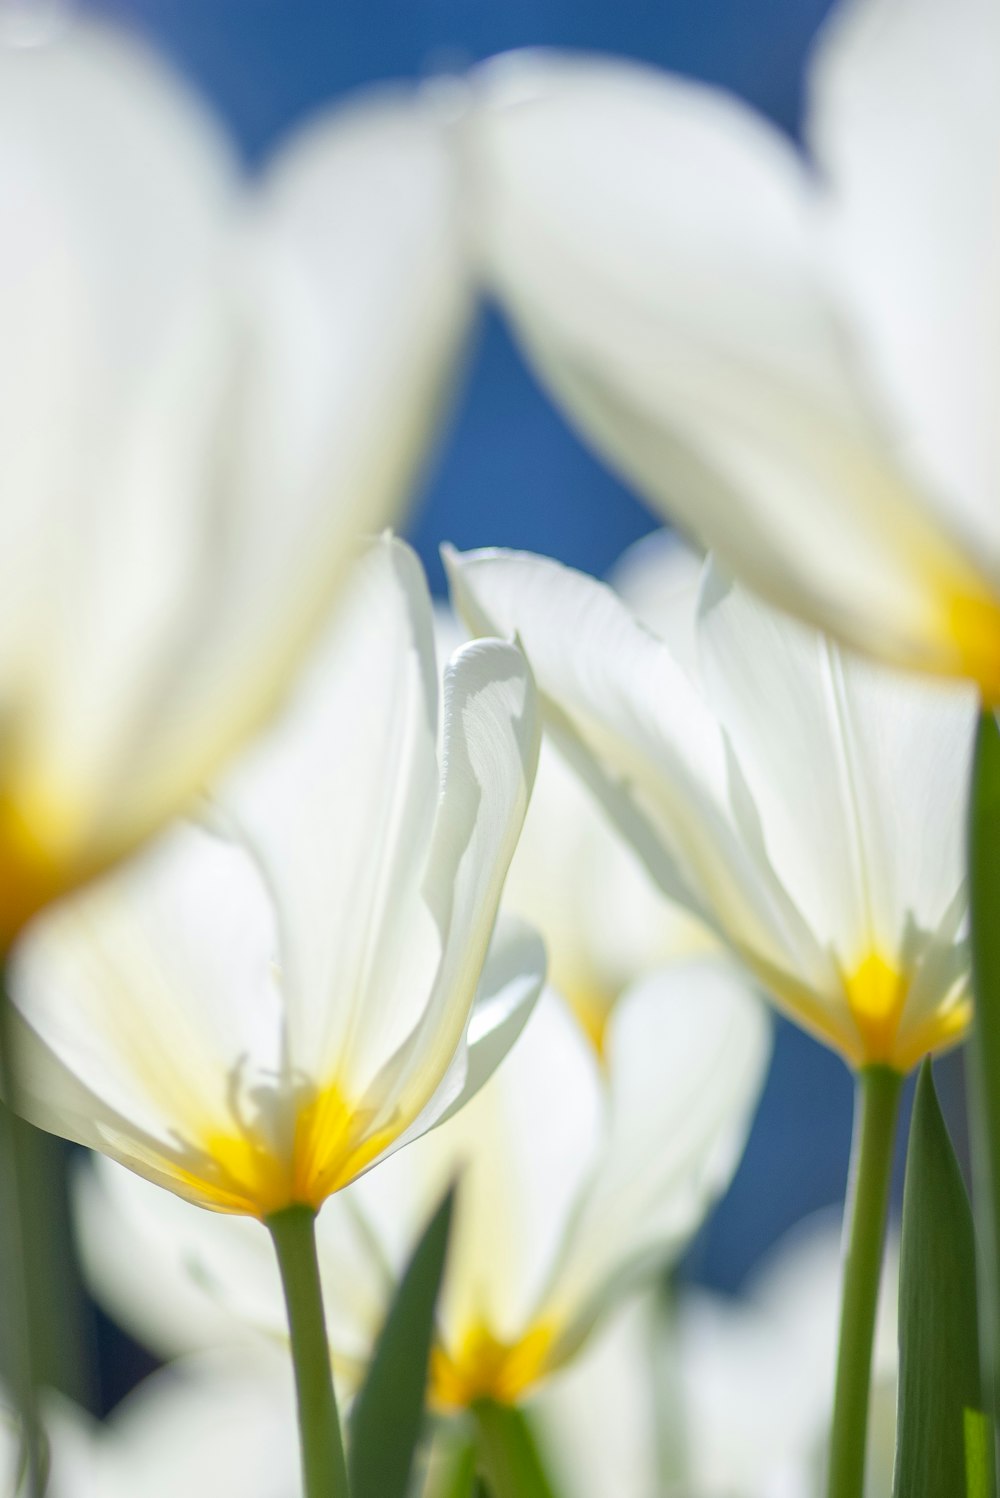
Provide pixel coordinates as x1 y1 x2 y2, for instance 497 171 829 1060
267 1203 350 1498
0 968 44 1497
826 1063 903 1498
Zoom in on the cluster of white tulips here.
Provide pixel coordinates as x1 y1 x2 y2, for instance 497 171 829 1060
0 0 994 1494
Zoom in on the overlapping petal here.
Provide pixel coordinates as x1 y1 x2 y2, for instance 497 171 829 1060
0 18 470 933
465 42 1000 696
9 538 543 1216
449 544 976 1068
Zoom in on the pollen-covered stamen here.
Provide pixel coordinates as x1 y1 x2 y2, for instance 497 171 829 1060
169 1072 403 1218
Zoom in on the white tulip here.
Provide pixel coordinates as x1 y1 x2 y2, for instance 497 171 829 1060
74 960 768 1406
447 544 977 1070
537 1213 897 1498
463 0 1000 698
7 537 542 1219
0 17 469 937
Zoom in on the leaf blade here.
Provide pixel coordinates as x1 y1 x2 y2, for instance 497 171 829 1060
894 1062 988 1498
348 1187 454 1498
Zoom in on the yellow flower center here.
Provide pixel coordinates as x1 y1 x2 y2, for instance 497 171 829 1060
172 1082 399 1218
428 1321 556 1411
841 949 971 1072
943 586 1000 705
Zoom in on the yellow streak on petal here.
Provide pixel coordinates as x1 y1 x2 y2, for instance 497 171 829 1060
428 1321 556 1411
561 976 613 1062
166 1081 401 1219
0 792 84 944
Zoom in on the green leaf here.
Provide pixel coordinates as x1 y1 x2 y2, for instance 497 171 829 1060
472 1400 563 1498
894 1061 989 1498
970 707 1000 1478
349 1188 454 1498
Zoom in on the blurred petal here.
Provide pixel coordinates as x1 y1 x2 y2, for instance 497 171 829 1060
809 0 1000 555
469 50 1000 688
539 958 770 1352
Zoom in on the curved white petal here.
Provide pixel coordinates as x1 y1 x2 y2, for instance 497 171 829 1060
809 0 1000 558
539 957 770 1353
9 824 289 1210
0 24 470 900
698 568 975 1064
107 86 473 845
355 634 541 1158
468 50 1000 685
446 546 818 976
352 987 604 1355
222 534 442 1093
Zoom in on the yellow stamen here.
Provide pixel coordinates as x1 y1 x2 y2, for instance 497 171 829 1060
172 1081 400 1219
429 1321 555 1411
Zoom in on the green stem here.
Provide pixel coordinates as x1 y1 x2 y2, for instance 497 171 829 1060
472 1400 562 1498
827 1063 903 1498
0 963 44 1496
968 708 1000 1477
267 1204 349 1498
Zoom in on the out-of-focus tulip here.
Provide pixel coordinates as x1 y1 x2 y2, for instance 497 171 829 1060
48 1360 300 1498
464 0 1000 699
538 1214 897 1498
0 18 469 939
7 538 542 1217
74 959 768 1405
448 545 977 1071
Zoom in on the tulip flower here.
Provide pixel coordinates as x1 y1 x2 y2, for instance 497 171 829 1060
9 536 542 1496
74 958 768 1417
464 0 1000 700
448 545 976 1075
0 17 469 940
448 541 974 1498
538 1215 897 1498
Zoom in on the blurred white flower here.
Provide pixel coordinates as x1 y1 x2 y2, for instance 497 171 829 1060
448 545 977 1070
537 1213 898 1498
40 1357 300 1498
0 17 469 936
464 0 1000 699
8 537 542 1218
75 959 768 1406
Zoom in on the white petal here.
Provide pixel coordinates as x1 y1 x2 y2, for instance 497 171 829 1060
356 635 540 1152
73 1157 281 1361
396 912 547 1142
469 50 999 680
809 0 1000 559
446 546 816 975
698 568 975 1061
9 824 288 1208
352 987 604 1350
539 957 770 1351
221 535 442 1095
108 85 471 840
